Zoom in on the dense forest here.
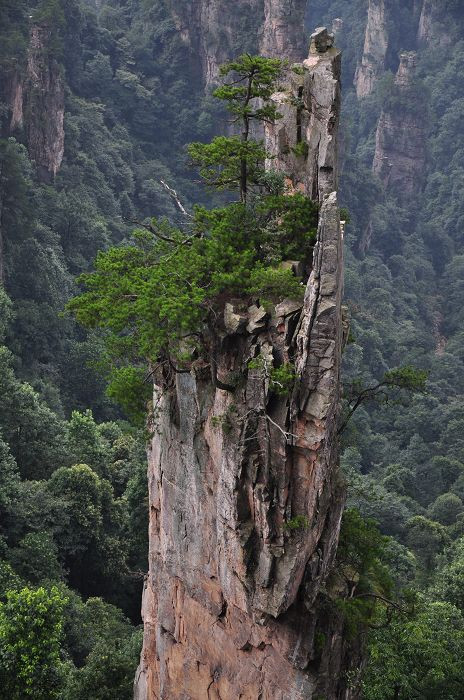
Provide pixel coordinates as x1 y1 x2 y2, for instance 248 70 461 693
1 0 464 698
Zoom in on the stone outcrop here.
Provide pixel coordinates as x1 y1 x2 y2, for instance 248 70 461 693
6 23 65 182
417 0 451 46
354 0 388 98
373 51 427 201
265 27 341 202
166 0 307 86
261 0 308 62
24 24 65 181
134 28 359 700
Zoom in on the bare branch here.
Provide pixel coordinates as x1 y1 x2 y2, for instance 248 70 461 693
265 414 299 443
160 179 193 218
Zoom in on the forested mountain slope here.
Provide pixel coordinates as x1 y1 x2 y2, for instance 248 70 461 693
1 0 464 698
310 1 464 694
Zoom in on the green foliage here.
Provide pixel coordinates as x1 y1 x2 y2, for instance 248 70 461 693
291 141 309 158
189 54 283 201
107 368 153 428
188 136 268 193
284 515 309 531
363 600 464 700
0 586 67 699
334 509 394 633
7 532 63 585
270 363 296 396
406 516 450 575
383 365 428 392
260 192 318 259
69 193 311 413
428 492 464 526
63 628 143 700
46 463 127 596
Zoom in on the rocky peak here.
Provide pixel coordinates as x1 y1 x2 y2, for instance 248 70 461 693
134 29 359 700
354 0 388 98
373 49 426 202
309 26 335 54
265 28 341 201
395 51 417 88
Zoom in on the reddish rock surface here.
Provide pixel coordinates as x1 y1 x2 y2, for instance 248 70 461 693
134 29 359 700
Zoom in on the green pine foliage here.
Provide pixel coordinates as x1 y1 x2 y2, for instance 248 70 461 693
68 56 317 419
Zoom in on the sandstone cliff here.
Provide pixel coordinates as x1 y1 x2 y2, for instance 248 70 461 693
417 0 451 46
134 28 359 700
167 0 307 86
354 0 388 98
372 51 426 202
7 22 65 182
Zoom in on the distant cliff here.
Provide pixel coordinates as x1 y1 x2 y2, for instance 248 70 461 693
166 0 307 86
372 51 427 202
354 0 388 98
6 21 64 182
354 0 449 98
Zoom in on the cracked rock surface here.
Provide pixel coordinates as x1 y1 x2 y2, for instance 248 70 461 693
134 30 359 700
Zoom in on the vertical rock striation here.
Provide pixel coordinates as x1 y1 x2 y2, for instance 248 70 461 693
354 0 388 98
261 0 308 61
135 27 358 700
6 23 65 182
265 27 341 202
417 0 451 46
373 51 426 201
24 24 65 182
166 0 307 87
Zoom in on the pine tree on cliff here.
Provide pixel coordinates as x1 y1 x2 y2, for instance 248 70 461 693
68 54 318 422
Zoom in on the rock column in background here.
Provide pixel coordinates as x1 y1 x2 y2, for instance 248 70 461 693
134 27 360 700
373 51 426 201
166 0 307 86
7 23 65 182
354 0 388 98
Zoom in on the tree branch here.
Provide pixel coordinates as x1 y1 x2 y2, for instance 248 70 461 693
160 179 193 218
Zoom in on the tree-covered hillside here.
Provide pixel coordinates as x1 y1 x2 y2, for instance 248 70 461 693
2 0 464 697
309 1 464 695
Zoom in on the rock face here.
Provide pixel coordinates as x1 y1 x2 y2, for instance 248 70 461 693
134 29 359 700
417 0 450 46
373 51 426 201
24 24 65 181
261 0 308 61
166 0 307 86
6 23 65 182
266 27 341 201
354 0 388 98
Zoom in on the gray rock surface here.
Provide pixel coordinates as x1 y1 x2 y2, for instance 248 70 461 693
354 0 388 98
373 51 426 201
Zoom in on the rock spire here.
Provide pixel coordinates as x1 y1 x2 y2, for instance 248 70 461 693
134 28 358 700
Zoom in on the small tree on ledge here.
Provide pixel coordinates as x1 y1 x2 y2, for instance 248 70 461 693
188 54 283 202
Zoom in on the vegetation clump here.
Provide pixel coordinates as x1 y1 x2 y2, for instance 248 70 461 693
68 55 318 421
284 514 310 531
